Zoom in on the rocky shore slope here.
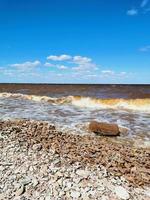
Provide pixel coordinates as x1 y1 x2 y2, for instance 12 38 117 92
0 120 150 200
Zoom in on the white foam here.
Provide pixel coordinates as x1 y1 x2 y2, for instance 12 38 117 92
0 92 150 112
70 96 150 112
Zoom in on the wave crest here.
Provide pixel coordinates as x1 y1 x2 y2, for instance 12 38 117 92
0 92 150 112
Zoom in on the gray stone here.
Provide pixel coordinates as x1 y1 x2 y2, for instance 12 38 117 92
70 191 81 199
144 188 150 197
101 196 109 200
15 185 25 196
32 178 39 187
32 143 42 151
0 194 5 200
45 192 52 200
76 169 90 178
115 186 130 200
21 177 32 185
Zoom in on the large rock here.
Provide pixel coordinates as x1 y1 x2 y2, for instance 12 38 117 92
89 121 120 136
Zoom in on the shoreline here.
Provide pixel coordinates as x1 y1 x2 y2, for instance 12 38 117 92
1 119 150 199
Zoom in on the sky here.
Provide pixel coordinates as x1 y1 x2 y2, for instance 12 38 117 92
0 0 150 84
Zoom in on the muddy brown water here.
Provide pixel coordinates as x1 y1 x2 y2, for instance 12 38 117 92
0 84 150 147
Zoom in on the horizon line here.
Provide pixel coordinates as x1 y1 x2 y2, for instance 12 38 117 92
0 83 150 86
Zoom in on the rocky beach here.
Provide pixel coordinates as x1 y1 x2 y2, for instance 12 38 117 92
1 0 150 196
0 119 150 200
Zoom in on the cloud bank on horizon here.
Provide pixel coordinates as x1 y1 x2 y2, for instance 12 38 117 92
0 54 131 83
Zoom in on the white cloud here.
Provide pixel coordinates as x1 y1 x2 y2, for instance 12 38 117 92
127 9 138 16
0 67 5 71
73 56 92 64
120 72 127 76
56 73 63 76
0 68 14 76
46 54 96 71
10 60 41 69
44 62 68 70
58 65 68 70
141 0 149 7
47 54 72 61
4 60 41 78
44 62 55 67
139 45 150 52
3 54 131 83
127 1 149 16
86 74 97 77
101 70 128 78
72 55 96 71
101 70 115 76
73 63 96 71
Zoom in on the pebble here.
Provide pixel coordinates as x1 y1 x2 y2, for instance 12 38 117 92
0 120 149 200
66 182 72 188
70 191 81 199
32 143 42 151
32 178 39 187
76 169 90 178
45 192 51 200
144 188 150 197
21 177 32 185
101 196 109 200
0 194 5 200
115 186 130 200
15 185 25 196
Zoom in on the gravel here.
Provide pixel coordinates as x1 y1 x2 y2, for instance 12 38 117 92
0 119 150 200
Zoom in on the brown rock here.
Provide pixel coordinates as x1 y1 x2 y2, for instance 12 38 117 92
89 121 120 136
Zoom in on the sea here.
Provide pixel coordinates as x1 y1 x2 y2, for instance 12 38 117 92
0 84 150 147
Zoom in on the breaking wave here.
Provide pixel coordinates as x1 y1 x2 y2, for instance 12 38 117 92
0 92 150 112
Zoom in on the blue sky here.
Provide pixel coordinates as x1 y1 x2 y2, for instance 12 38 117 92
0 0 150 83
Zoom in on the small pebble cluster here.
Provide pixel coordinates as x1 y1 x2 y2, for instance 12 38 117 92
0 120 150 200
